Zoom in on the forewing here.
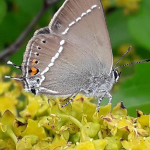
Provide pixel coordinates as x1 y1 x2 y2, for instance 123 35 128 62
49 0 113 73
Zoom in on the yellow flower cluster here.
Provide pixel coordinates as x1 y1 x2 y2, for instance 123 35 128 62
101 0 112 10
0 66 150 150
101 0 141 14
116 0 141 14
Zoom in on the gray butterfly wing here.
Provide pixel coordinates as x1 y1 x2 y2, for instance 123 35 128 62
21 0 113 95
49 0 113 73
40 35 104 95
22 33 101 95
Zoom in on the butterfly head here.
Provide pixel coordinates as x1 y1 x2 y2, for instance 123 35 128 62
113 69 121 83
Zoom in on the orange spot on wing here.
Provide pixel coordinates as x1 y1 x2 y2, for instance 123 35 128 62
29 67 39 76
32 59 38 65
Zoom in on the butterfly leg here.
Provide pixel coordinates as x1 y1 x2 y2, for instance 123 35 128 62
63 94 74 102
96 95 105 112
107 92 112 104
97 92 112 112
61 93 78 108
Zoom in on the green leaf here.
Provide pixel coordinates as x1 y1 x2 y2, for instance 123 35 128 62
128 0 150 51
0 0 7 24
0 11 32 45
112 63 150 116
107 10 133 49
15 0 43 16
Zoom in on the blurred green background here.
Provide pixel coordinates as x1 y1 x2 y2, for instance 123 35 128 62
0 0 150 116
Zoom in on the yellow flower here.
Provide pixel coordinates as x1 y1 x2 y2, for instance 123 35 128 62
0 66 10 80
0 96 18 116
121 137 150 150
116 0 141 14
21 119 47 140
49 135 66 149
0 110 17 147
76 141 95 150
101 0 112 10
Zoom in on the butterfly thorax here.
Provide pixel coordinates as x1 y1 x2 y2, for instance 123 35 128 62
82 70 118 97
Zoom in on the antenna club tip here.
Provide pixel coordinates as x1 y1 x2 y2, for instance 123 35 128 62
128 46 132 51
5 76 11 79
7 60 13 65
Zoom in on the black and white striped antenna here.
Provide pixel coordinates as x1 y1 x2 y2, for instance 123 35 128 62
114 46 150 69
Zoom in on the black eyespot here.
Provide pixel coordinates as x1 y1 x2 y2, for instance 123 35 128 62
114 70 118 79
42 40 46 43
29 69 32 73
37 79 40 84
37 46 41 50
36 53 39 56
37 68 39 74
35 60 38 64
31 88 36 95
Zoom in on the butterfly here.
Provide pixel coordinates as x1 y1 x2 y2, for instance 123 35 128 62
6 0 150 112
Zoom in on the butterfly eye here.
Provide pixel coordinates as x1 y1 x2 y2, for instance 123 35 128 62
114 70 121 83
114 70 118 79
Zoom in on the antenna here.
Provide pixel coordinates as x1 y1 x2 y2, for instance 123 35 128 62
5 61 23 82
114 46 132 68
7 61 21 69
5 76 23 82
115 59 150 69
